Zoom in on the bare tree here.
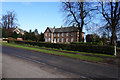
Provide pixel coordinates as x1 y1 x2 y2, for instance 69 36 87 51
9 11 17 28
1 11 17 29
99 1 120 46
2 15 8 29
62 1 98 42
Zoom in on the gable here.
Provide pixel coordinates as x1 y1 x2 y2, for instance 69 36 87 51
44 27 52 33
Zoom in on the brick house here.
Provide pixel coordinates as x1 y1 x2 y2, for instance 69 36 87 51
44 24 84 43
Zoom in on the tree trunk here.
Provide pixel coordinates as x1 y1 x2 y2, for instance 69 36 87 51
11 22 13 28
111 27 117 46
78 26 83 42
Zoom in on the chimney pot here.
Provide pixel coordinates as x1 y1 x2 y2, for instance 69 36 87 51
73 23 75 27
61 25 63 28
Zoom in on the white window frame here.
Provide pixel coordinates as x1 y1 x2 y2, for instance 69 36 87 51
49 33 51 37
66 33 69 36
49 38 50 41
54 38 56 43
58 33 60 37
66 38 69 42
62 38 64 42
45 33 47 37
62 33 64 37
57 38 59 42
45 38 48 42
71 38 74 42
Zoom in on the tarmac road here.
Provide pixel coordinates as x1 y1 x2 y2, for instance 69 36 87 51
2 46 119 79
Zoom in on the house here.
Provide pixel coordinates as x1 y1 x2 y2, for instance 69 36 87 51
44 24 84 43
13 26 24 35
4 26 24 37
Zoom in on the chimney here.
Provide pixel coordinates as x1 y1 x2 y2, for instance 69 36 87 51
73 23 75 27
53 26 55 29
61 25 63 28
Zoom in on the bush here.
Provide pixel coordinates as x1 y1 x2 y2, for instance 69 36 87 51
8 40 115 55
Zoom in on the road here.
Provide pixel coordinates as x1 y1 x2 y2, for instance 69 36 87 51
2 46 119 79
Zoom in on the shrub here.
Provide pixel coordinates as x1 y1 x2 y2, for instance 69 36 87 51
8 40 115 55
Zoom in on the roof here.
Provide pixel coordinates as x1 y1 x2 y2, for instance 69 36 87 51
13 27 24 32
54 26 78 33
46 26 80 33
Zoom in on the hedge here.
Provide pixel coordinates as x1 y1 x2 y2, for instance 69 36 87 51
7 40 115 55
70 42 104 46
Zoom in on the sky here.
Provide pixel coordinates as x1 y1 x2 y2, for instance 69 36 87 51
1 2 105 36
2 2 66 33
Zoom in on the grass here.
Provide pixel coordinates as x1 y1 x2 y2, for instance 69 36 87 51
2 43 104 62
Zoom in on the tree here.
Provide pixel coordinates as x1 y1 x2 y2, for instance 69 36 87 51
34 29 39 35
86 34 100 42
2 15 8 29
9 11 17 28
18 33 23 38
23 32 29 40
62 1 98 42
2 28 8 38
23 30 37 41
1 11 18 37
1 11 17 29
11 32 18 39
100 31 109 45
39 32 44 41
98 1 120 46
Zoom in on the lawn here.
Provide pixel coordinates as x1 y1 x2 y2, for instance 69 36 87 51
2 43 105 62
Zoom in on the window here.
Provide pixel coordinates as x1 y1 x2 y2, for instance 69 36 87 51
49 38 50 41
54 38 56 43
49 33 51 37
57 38 60 42
71 32 74 36
45 33 47 37
45 38 48 42
62 33 64 37
54 33 56 37
62 38 64 42
66 33 69 36
66 38 69 42
58 33 60 37
71 38 74 42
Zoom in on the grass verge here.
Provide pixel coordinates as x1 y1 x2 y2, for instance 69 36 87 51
3 43 104 62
